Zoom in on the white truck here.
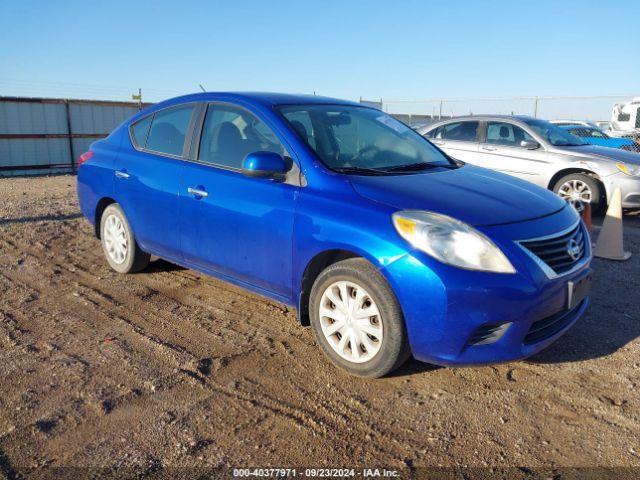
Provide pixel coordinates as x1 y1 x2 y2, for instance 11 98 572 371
610 97 640 139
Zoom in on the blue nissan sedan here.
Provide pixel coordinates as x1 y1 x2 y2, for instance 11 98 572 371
77 93 592 377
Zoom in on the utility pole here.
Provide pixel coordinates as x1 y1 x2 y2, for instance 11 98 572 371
132 88 142 110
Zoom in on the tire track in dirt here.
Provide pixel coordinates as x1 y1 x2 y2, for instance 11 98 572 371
3 176 639 470
1 228 400 462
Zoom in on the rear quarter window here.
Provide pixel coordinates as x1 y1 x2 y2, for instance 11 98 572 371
131 115 152 148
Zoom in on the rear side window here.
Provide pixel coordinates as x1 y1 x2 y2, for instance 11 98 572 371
441 121 479 142
131 115 152 148
145 105 195 157
198 104 285 169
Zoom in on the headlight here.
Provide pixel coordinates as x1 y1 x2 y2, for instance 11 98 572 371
392 211 516 273
616 162 640 176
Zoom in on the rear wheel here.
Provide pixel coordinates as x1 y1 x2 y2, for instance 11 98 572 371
553 173 604 213
100 204 149 273
309 258 410 378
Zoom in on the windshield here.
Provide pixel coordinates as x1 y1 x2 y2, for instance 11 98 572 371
522 118 588 146
279 105 455 174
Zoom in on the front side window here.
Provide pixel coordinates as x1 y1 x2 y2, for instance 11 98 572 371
279 105 454 173
145 105 195 156
486 122 535 147
522 118 587 147
199 104 285 169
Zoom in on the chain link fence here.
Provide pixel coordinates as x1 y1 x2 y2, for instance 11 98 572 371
364 94 640 152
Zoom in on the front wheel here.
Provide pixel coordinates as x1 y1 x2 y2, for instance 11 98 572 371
553 173 604 213
309 258 410 378
100 203 150 274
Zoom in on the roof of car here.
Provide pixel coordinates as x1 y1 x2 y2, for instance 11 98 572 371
433 114 537 121
418 114 538 132
156 91 362 109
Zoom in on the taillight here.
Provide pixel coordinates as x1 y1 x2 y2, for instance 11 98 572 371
77 151 94 168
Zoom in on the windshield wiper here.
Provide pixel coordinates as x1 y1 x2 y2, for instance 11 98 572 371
332 166 390 175
383 162 458 172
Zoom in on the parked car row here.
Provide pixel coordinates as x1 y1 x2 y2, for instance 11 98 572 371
78 93 634 377
551 119 640 144
418 115 640 212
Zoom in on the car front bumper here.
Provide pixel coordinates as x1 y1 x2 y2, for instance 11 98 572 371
380 207 592 367
605 172 640 208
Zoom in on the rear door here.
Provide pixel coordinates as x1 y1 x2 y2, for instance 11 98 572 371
427 121 480 163
477 121 548 186
114 104 197 260
178 102 299 299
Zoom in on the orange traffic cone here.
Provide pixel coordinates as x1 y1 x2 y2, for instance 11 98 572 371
593 187 631 261
581 202 592 235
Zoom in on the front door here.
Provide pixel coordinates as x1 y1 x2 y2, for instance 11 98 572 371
477 121 548 187
179 102 298 299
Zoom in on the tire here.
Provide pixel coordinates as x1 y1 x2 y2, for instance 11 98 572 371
309 258 410 378
100 203 150 274
552 173 604 214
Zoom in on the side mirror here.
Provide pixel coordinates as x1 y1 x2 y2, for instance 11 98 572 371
520 140 540 150
242 151 290 181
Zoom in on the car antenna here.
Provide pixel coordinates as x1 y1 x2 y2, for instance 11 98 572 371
198 84 206 92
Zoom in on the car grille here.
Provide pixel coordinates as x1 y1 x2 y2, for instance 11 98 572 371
524 299 586 344
520 223 586 275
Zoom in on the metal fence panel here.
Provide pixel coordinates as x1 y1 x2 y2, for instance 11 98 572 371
0 138 70 177
0 100 67 135
68 103 138 135
0 97 145 176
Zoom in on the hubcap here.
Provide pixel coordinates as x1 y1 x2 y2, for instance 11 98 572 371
558 179 592 208
103 214 128 264
319 281 383 364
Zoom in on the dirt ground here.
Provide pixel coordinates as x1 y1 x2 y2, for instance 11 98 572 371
0 175 638 478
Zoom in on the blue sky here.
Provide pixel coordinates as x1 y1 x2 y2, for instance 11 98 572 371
1 0 639 110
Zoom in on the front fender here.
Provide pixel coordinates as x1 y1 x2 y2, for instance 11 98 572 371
292 183 409 301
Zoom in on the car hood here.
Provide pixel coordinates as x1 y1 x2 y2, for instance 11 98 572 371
348 164 567 227
551 144 640 164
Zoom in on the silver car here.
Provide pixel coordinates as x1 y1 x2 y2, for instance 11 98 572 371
419 115 640 211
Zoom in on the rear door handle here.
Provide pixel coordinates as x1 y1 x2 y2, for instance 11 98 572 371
481 145 497 151
115 170 130 179
187 187 208 198
432 140 445 146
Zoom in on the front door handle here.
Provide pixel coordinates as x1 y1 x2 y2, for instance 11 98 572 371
432 140 445 146
115 170 130 179
481 145 497 151
187 187 208 198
